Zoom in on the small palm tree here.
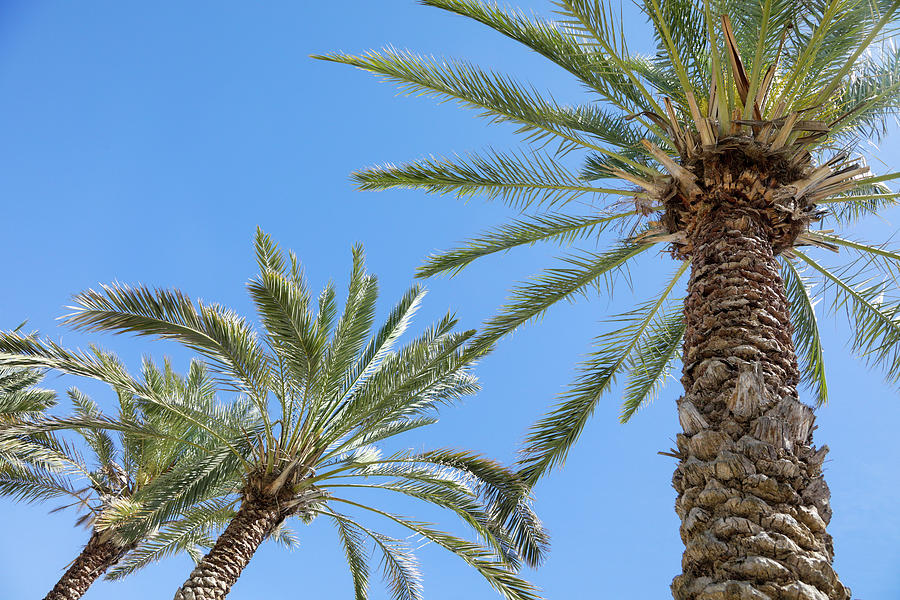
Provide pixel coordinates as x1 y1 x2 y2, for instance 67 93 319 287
0 366 57 467
0 356 250 600
0 366 56 418
319 0 900 597
1 230 546 600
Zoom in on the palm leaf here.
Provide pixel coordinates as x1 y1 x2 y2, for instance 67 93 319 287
418 210 641 278
354 149 644 210
62 284 270 397
516 259 688 484
472 241 655 351
781 257 828 405
795 249 900 384
620 303 685 421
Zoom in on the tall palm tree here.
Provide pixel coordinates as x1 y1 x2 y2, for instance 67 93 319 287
0 356 252 600
0 230 546 600
318 1 900 597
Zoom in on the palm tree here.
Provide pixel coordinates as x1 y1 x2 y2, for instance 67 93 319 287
0 366 58 468
0 366 56 419
317 1 900 597
0 230 546 600
0 355 254 600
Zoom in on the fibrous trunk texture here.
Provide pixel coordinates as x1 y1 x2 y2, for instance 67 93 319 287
172 495 286 600
43 530 128 600
670 189 850 599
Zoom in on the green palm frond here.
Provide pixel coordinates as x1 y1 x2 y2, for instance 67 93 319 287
341 284 426 401
327 479 511 564
836 42 900 140
795 249 900 384
517 260 688 484
249 229 322 394
472 242 655 352
328 510 421 600
323 317 478 443
0 368 56 416
320 245 380 406
0 462 90 505
329 512 372 600
354 150 645 210
105 498 237 580
553 0 668 116
69 388 118 470
781 258 828 405
822 183 900 226
813 232 900 281
63 284 271 398
269 522 301 550
620 303 685 421
421 0 658 116
418 210 642 278
331 498 541 600
314 47 657 169
417 449 547 568
0 336 135 391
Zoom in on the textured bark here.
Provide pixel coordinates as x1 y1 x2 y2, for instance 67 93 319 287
43 531 128 600
172 495 286 600
669 179 850 599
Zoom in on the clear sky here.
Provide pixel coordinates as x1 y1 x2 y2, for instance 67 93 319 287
0 1 898 598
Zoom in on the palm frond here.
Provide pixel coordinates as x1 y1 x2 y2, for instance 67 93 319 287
418 210 641 278
620 303 684 421
795 249 900 384
331 499 542 600
417 449 548 568
0 463 90 505
422 0 660 116
327 510 420 600
0 368 56 416
329 512 372 600
68 388 118 470
320 245 380 406
105 498 236 580
517 259 688 483
781 257 828 405
314 47 656 165
62 284 270 397
354 149 645 210
471 241 654 351
813 232 900 281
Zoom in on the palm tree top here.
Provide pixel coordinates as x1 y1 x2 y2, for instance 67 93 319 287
316 0 900 483
0 355 253 580
0 230 547 600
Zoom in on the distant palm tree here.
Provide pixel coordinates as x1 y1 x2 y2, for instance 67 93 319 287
0 367 57 471
0 357 251 600
0 230 546 600
319 0 900 597
0 366 56 421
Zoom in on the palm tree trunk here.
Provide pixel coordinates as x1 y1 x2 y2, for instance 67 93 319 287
43 531 127 600
173 495 285 600
670 200 850 599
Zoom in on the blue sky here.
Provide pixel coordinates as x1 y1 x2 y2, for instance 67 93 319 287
0 1 898 598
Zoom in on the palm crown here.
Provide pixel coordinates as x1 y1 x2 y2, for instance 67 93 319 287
0 356 255 593
1 230 546 600
317 0 900 485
